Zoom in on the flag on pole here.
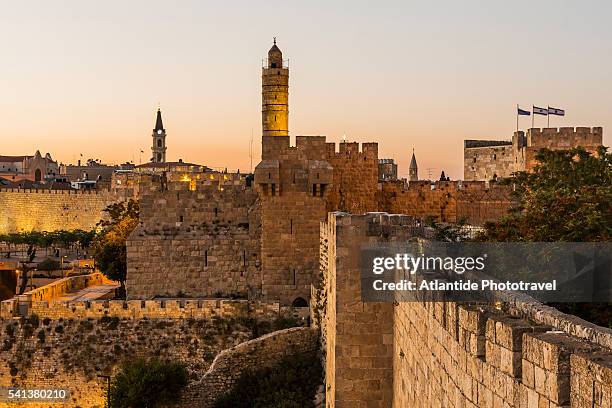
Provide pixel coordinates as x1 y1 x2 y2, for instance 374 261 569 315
517 107 531 116
533 106 548 115
548 106 565 116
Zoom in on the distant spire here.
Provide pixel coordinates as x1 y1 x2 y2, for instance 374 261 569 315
155 108 164 131
273 37 276 45
409 151 418 169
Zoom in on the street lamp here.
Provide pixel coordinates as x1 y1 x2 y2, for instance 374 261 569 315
60 256 68 278
97 374 111 408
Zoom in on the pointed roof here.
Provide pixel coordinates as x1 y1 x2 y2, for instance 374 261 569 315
268 37 282 55
154 108 164 131
409 150 418 169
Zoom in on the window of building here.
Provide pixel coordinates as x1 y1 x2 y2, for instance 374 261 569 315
292 297 308 308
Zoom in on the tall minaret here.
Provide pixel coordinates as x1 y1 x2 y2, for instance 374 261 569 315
151 108 167 163
262 38 289 137
409 150 418 181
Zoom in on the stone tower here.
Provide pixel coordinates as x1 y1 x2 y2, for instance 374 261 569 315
409 150 418 181
151 108 167 163
262 38 289 136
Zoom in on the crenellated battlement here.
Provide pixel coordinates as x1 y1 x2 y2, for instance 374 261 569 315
393 299 612 407
527 126 602 137
527 126 603 149
0 297 279 320
326 141 378 159
0 187 109 195
261 135 328 161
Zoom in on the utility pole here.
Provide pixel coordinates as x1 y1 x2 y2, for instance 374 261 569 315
426 167 436 180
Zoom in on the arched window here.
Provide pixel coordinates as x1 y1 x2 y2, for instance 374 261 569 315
34 169 42 182
157 139 162 147
292 297 308 308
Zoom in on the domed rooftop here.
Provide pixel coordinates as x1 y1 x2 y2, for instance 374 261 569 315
268 38 282 56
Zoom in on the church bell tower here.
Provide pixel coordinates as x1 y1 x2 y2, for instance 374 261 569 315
151 108 167 163
262 38 289 136
409 150 418 181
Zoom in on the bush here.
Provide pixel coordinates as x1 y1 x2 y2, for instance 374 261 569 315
22 324 34 338
109 359 188 408
27 314 40 328
213 351 322 408
36 258 60 271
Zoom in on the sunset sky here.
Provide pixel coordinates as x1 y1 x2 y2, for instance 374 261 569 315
2 1 611 179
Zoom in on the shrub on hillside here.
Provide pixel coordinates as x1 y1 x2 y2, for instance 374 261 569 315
213 351 322 408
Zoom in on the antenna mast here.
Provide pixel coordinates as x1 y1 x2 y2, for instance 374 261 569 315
250 128 254 173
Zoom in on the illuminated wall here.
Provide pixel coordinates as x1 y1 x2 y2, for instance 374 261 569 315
0 189 116 234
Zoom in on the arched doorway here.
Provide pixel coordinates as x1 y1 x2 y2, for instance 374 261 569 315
34 169 42 182
292 297 308 308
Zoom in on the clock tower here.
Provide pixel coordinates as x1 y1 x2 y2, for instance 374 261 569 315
151 108 167 163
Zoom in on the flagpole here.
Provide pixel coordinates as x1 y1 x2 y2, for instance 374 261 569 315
531 106 534 128
547 106 550 128
516 104 519 133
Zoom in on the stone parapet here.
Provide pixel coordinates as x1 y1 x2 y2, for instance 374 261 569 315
0 298 280 320
176 327 319 407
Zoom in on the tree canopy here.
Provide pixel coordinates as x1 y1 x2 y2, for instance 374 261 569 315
480 146 612 242
92 200 139 295
109 358 188 408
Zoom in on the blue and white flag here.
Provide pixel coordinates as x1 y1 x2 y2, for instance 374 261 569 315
548 106 565 116
517 107 531 116
533 106 548 115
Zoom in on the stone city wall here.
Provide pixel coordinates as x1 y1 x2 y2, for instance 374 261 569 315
0 188 118 234
19 272 113 302
326 142 379 214
379 180 514 226
0 298 279 320
126 179 261 299
465 127 604 180
523 127 603 172
0 302 289 408
319 213 418 408
464 143 514 181
256 136 331 305
176 327 319 407
320 212 612 408
393 301 612 408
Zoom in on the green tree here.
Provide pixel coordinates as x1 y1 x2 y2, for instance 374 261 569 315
92 200 139 297
479 146 611 242
109 358 188 408
478 146 611 328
